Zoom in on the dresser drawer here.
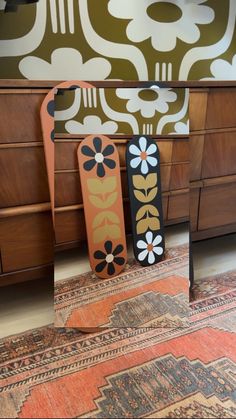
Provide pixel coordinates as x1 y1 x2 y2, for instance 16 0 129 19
0 145 50 207
190 135 204 181
55 139 175 171
55 164 171 208
0 212 53 272
168 192 189 220
201 131 236 178
0 91 45 143
205 88 236 130
172 139 189 162
170 163 189 190
189 90 208 131
190 188 200 232
198 183 236 230
55 197 168 244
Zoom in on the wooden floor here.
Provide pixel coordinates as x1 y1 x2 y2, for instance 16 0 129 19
192 232 236 280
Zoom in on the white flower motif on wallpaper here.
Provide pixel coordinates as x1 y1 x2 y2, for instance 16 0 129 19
108 0 215 52
116 88 177 117
19 48 111 80
129 136 158 175
65 115 118 135
137 232 163 264
203 54 236 80
172 120 189 134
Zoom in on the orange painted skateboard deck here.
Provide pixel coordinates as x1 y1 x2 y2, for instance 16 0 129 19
78 135 127 278
40 81 94 224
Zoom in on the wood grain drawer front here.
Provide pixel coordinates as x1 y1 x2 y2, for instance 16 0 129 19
0 212 53 272
0 93 44 143
206 88 236 130
170 163 189 190
201 131 236 178
168 192 189 220
55 165 171 208
55 139 174 171
198 183 236 230
0 146 50 208
189 91 208 131
190 135 204 181
55 209 87 244
172 140 189 162
190 188 200 232
55 197 168 244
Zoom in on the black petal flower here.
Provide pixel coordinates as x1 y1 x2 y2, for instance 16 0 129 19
94 241 125 276
81 137 116 178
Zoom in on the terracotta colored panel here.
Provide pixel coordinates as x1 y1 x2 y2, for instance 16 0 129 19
202 131 236 178
78 135 127 278
0 146 50 208
41 80 94 219
206 88 236 129
198 183 236 230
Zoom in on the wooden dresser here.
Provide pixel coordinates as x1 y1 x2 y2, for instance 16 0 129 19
190 87 236 241
1 81 235 285
0 85 53 285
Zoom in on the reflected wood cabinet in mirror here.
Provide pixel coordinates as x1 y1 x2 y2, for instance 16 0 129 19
190 87 236 241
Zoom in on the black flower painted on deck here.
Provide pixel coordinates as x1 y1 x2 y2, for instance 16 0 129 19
94 241 125 276
81 137 115 177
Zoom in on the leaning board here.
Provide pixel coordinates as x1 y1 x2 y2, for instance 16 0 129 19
126 135 165 266
78 135 127 278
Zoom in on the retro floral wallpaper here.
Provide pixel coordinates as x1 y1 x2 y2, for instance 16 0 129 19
54 87 189 135
0 0 235 80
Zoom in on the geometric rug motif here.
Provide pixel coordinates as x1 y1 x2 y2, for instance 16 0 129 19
0 269 235 418
89 355 236 418
54 244 189 328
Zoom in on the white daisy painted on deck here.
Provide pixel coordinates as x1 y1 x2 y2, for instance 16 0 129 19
137 232 163 264
108 0 214 52
129 137 158 175
116 88 177 117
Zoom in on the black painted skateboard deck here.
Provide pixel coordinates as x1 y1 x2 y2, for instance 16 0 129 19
126 135 165 266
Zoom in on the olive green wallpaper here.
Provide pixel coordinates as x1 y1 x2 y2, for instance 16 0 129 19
0 0 235 80
55 88 189 135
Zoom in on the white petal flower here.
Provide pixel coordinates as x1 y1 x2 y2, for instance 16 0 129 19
172 120 189 135
116 88 177 116
65 115 118 134
129 136 157 174
108 0 214 52
137 232 163 264
202 55 236 80
19 48 111 80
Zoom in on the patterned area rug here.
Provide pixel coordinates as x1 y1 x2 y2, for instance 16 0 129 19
1 271 236 418
54 244 189 328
